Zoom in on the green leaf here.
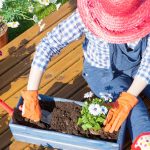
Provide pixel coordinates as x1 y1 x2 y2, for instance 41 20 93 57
77 118 82 125
96 117 105 123
101 114 107 119
82 124 88 131
82 115 88 123
87 113 92 119
89 118 95 125
93 123 100 131
85 123 92 129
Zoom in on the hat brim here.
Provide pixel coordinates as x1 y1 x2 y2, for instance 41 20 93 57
77 0 150 43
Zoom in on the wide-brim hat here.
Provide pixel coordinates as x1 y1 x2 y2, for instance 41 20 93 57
77 0 150 43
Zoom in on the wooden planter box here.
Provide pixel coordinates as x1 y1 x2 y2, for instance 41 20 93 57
9 94 119 150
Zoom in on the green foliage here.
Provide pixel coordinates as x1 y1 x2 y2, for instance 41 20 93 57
77 98 110 132
6 0 69 40
0 0 68 27
0 0 32 23
35 3 56 20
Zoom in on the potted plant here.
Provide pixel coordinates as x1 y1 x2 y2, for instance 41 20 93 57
77 92 113 136
0 0 33 48
7 92 119 150
0 0 62 49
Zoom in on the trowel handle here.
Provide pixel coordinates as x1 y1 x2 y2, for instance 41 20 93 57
0 99 14 116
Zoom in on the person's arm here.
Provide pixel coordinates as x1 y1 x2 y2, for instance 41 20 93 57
27 9 85 90
127 35 150 96
104 35 150 133
127 77 147 96
27 66 43 90
21 9 86 122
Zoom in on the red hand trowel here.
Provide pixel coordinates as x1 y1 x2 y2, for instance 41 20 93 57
0 99 14 116
0 98 51 125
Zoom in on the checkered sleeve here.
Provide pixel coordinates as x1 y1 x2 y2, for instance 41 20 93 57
32 9 85 71
135 35 150 84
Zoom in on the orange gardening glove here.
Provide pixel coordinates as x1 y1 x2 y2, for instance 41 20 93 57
104 92 138 133
21 90 41 122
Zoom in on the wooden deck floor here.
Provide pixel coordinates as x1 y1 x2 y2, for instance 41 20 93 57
0 2 150 150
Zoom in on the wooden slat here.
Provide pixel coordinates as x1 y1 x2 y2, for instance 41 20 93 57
4 141 29 150
70 85 89 101
40 58 83 95
0 2 75 61
0 40 83 100
0 11 78 76
0 45 83 115
53 75 86 99
0 129 13 150
0 114 10 134
0 39 82 93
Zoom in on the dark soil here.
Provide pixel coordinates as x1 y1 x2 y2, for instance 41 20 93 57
12 100 118 142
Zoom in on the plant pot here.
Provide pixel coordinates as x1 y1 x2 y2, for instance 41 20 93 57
0 23 8 48
9 94 119 150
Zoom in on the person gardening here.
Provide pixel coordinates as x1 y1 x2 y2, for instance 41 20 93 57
21 0 150 149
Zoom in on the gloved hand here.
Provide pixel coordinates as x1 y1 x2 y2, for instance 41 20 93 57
21 90 41 122
104 92 138 133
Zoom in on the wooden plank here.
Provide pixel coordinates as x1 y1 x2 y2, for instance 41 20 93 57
0 41 82 101
4 141 29 150
0 114 10 134
0 11 79 76
0 40 82 91
0 2 76 61
0 129 13 150
0 43 82 101
53 75 86 99
40 57 83 95
70 85 89 101
0 46 83 115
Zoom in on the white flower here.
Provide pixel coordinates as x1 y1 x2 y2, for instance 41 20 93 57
39 23 45 32
0 0 5 9
28 5 34 13
38 19 45 32
7 22 20 28
100 106 108 115
38 0 50 6
56 3 61 10
99 92 113 102
84 91 94 99
33 15 38 23
38 19 43 26
88 104 101 116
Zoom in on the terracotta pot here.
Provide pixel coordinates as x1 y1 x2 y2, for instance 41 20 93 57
0 23 8 48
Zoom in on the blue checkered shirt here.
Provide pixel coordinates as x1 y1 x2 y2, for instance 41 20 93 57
32 9 150 84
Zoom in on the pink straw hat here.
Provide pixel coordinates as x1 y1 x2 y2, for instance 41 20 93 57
77 0 150 43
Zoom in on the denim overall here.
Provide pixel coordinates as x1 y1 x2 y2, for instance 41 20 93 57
82 35 150 149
